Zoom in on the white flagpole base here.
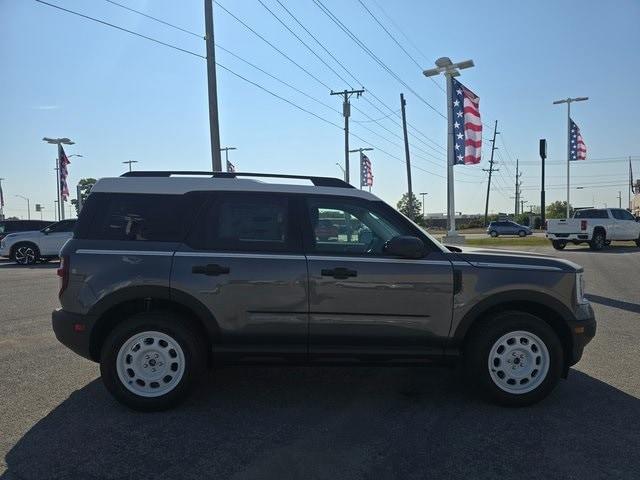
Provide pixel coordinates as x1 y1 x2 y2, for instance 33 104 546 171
442 231 465 244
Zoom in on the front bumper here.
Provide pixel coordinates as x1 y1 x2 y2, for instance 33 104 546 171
566 302 596 366
52 308 96 361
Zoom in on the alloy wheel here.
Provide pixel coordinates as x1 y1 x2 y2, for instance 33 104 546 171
15 246 36 265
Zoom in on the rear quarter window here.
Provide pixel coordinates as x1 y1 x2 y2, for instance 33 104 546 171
77 193 201 242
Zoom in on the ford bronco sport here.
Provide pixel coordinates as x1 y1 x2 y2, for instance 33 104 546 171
52 171 596 410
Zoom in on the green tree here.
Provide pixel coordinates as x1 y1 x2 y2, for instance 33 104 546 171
546 200 572 219
71 177 97 214
397 192 422 222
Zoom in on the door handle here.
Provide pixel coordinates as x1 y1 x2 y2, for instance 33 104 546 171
192 264 230 276
321 267 357 279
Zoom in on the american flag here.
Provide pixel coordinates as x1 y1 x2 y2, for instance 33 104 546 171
452 78 481 165
569 118 586 161
226 160 236 173
360 153 373 187
59 144 70 201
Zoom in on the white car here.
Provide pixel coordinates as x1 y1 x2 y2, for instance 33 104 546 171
546 208 640 250
0 219 76 264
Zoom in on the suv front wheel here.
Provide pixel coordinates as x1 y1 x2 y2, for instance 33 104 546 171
465 311 563 406
100 312 206 411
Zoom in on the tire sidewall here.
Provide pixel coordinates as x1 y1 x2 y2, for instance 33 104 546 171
466 311 563 407
518 230 526 237
100 312 205 411
591 232 605 250
490 231 498 237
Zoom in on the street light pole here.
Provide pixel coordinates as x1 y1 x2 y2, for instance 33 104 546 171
552 97 588 218
424 57 474 242
15 195 30 220
420 192 428 218
0 178 5 220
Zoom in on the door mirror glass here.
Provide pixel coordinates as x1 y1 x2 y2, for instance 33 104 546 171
383 235 425 259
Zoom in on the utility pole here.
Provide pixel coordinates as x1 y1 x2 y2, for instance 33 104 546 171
220 147 237 172
331 88 364 184
553 96 589 218
520 199 527 215
400 93 413 213
204 0 222 171
0 178 5 220
483 120 499 226
617 191 622 208
629 156 633 210
122 160 138 172
514 158 519 215
423 56 475 242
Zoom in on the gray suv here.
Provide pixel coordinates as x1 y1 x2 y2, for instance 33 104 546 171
487 221 532 237
52 171 595 411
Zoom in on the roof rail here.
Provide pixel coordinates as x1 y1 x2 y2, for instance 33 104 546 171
120 171 354 188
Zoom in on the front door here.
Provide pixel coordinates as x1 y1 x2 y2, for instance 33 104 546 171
171 192 309 361
303 196 453 361
39 220 75 255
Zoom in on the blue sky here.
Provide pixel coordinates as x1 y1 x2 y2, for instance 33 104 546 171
1 0 639 220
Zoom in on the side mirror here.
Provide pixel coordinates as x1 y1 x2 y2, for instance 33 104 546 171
383 235 425 259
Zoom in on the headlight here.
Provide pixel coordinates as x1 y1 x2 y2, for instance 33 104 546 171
576 272 588 304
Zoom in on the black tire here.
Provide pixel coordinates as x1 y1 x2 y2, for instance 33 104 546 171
518 230 526 237
100 312 207 411
489 230 498 238
589 230 606 250
464 311 563 407
12 242 40 265
551 240 566 250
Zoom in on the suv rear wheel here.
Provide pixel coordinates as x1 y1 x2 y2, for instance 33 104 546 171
12 242 39 265
465 311 563 406
100 312 206 411
551 240 566 250
489 230 498 238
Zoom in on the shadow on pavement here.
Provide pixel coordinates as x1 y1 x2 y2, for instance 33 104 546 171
585 293 640 314
0 261 58 270
563 245 639 254
3 367 639 479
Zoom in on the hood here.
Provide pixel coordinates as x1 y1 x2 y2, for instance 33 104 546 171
446 245 583 273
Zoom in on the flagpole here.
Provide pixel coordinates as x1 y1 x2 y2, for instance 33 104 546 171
566 101 570 219
553 97 588 219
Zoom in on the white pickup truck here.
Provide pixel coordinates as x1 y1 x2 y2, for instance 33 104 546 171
546 208 640 250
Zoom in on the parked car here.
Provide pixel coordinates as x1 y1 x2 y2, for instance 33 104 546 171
546 208 640 250
0 219 53 241
52 171 595 411
0 219 76 264
487 221 532 237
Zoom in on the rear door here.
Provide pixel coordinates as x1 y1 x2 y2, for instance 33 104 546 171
171 192 309 360
303 195 453 360
611 209 638 239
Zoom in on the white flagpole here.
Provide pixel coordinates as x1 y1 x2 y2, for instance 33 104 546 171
566 101 571 219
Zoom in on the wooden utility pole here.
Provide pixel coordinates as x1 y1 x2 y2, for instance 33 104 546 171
400 93 413 214
483 120 499 226
204 0 222 171
331 88 364 184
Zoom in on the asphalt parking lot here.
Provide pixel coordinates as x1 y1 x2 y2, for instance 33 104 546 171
1 244 639 480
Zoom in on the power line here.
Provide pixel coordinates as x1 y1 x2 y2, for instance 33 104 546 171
312 0 446 119
102 0 204 39
35 0 205 59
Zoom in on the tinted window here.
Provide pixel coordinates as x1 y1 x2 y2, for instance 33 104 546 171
191 193 292 252
611 209 634 221
574 209 608 219
44 220 76 233
84 193 188 242
306 197 408 255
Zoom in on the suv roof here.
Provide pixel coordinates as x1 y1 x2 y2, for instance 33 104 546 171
91 171 378 200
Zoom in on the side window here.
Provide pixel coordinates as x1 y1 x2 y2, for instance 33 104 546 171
192 193 292 252
621 210 635 221
306 198 407 255
86 194 187 242
611 210 623 220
